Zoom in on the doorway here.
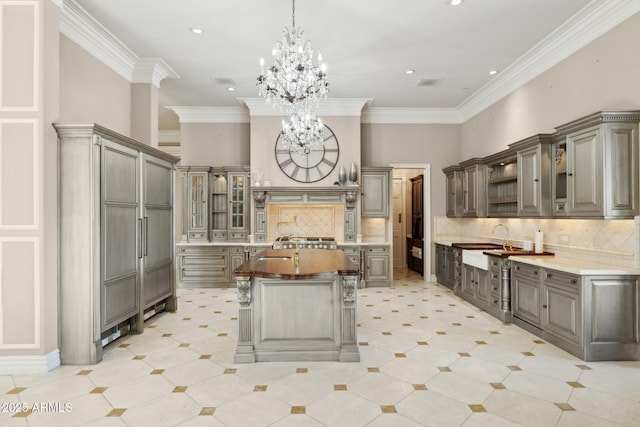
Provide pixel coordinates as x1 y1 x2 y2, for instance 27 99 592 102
391 165 430 279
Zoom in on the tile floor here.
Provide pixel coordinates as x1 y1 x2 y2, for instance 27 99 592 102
2 269 640 426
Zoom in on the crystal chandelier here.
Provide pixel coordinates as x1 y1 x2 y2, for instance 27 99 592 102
257 0 329 113
279 111 325 155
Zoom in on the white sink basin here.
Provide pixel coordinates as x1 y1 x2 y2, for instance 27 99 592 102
462 250 489 270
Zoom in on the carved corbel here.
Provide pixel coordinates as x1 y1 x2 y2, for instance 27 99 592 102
345 191 357 209
342 277 357 305
253 191 266 209
237 278 252 306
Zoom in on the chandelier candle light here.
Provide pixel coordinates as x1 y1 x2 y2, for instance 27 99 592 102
280 111 324 154
257 0 329 113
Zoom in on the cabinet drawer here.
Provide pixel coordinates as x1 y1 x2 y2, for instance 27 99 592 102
228 231 246 240
512 262 540 279
229 246 245 254
339 246 361 255
188 232 207 240
178 246 228 255
544 269 580 293
211 230 228 240
179 266 227 281
366 246 389 253
180 255 227 267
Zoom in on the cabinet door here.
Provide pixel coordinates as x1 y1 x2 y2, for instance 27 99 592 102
475 268 490 308
435 245 446 284
362 173 389 217
344 209 357 241
228 172 247 232
142 155 174 308
518 147 542 216
446 172 461 217
463 167 477 216
568 128 603 215
461 264 476 300
445 248 456 288
365 249 390 282
187 171 209 239
604 123 638 218
101 140 140 331
542 284 581 346
512 270 541 327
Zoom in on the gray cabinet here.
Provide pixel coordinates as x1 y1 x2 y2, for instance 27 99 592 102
443 165 463 217
435 243 456 291
485 149 517 217
487 256 512 322
361 167 391 217
461 263 488 308
55 123 178 365
459 159 486 217
185 168 209 241
512 261 640 361
511 134 553 217
178 246 229 286
552 111 640 218
364 245 391 286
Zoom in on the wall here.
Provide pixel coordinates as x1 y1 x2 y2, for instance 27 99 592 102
180 122 250 166
361 123 461 217
59 35 131 136
461 11 640 159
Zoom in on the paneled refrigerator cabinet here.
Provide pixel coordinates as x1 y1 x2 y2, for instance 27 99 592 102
55 124 179 365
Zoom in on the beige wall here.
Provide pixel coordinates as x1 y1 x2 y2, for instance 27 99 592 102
461 11 640 159
362 123 461 217
59 35 131 136
180 122 250 166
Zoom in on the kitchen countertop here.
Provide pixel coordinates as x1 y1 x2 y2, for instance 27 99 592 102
176 241 389 247
507 255 640 276
233 249 359 279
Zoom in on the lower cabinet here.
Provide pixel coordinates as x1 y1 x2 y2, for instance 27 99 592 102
460 264 489 308
511 261 639 361
435 244 458 291
178 246 230 287
364 245 391 286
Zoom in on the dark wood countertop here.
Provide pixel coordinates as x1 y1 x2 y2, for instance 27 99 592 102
233 249 359 280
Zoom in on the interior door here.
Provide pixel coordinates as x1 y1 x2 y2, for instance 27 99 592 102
392 177 404 268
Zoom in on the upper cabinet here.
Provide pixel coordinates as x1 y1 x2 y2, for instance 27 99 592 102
484 149 517 217
181 166 250 242
552 111 639 218
510 134 553 217
361 167 392 217
443 165 463 218
443 110 640 220
459 159 486 218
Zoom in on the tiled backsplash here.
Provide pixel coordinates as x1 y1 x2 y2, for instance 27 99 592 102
434 216 637 268
362 218 387 242
267 204 345 240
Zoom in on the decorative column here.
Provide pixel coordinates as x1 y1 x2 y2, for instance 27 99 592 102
339 275 360 362
234 278 255 363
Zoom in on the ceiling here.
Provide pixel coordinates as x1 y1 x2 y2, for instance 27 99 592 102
70 0 630 128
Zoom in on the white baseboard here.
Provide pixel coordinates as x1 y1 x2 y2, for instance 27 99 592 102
0 349 60 375
430 274 437 283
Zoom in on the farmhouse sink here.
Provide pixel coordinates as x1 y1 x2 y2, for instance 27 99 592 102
462 250 489 270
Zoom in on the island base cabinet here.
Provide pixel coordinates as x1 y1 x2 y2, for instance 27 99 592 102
542 284 582 351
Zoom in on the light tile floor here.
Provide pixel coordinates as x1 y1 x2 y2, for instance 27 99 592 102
3 269 640 426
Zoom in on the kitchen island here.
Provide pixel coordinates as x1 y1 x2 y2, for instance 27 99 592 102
233 249 360 363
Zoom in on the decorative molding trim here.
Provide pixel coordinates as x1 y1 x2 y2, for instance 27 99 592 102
239 98 373 117
50 0 63 8
0 349 60 375
132 58 180 88
60 0 137 81
362 108 461 124
166 106 250 124
158 129 181 143
457 0 640 122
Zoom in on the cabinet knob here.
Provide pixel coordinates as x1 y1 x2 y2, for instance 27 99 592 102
546 273 552 278
534 270 538 275
542 304 548 309
568 173 573 177
534 178 539 182
570 279 577 284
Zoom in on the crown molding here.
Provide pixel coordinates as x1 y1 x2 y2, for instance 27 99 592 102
457 0 640 122
60 0 137 81
132 58 180 88
50 0 63 8
362 108 461 124
166 106 250 123
239 98 373 116
158 130 181 143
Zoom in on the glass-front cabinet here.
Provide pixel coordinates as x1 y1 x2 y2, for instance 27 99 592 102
181 166 249 242
186 167 209 241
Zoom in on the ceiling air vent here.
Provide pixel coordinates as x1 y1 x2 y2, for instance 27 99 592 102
210 77 237 86
417 79 441 87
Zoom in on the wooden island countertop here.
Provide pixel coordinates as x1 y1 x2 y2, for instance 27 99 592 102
233 249 359 280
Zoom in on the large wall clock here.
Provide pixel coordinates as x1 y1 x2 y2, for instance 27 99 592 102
275 125 339 183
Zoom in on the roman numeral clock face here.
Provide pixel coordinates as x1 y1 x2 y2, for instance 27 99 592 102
275 125 339 183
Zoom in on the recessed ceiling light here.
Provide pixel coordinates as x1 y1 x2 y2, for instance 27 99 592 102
489 70 498 75
190 27 203 34
448 0 464 6
227 87 235 92
406 69 415 75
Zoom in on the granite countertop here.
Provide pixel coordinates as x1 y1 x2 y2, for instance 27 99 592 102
233 249 359 279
